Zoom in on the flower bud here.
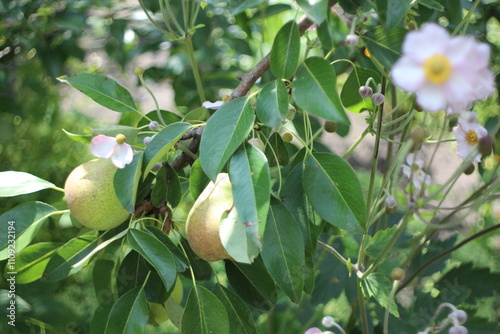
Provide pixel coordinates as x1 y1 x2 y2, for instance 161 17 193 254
152 162 162 172
134 67 145 76
463 164 475 175
390 267 405 281
149 121 159 131
359 86 373 99
322 316 336 328
371 93 385 106
115 134 126 144
449 325 468 334
324 121 338 133
346 34 359 46
283 133 293 143
478 135 492 157
385 196 397 214
143 136 152 146
304 327 322 334
449 310 467 324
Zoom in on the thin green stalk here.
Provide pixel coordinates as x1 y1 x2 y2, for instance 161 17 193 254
357 279 370 334
342 125 370 159
383 280 399 334
138 74 166 126
185 37 205 103
317 240 350 268
452 0 481 36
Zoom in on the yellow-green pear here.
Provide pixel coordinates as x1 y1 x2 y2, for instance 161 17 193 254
64 158 130 230
185 173 232 261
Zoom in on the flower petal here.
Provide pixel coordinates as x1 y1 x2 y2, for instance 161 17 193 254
202 100 224 109
111 143 134 169
415 84 447 112
391 57 426 92
91 135 117 158
403 23 449 62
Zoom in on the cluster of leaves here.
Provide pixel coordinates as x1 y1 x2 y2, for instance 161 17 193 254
1 0 500 334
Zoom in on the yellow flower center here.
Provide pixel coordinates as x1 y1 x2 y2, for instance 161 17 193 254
423 54 452 84
115 134 126 144
465 129 479 146
411 163 420 172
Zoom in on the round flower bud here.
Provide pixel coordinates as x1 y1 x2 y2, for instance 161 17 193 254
390 267 405 281
359 86 373 99
478 135 492 157
152 162 162 172
449 325 468 334
463 164 475 175
115 134 126 144
371 93 385 106
134 67 145 76
149 121 159 131
283 133 293 143
143 136 152 146
385 196 397 214
324 121 338 133
304 327 322 334
346 34 359 46
449 310 467 324
322 316 336 328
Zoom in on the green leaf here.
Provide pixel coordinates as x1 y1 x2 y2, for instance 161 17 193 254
317 10 348 50
189 159 211 200
265 132 289 167
363 272 399 317
182 285 230 334
200 97 255 180
262 205 305 302
58 73 138 113
137 110 182 128
296 0 328 24
376 0 411 32
7 242 62 284
213 284 257 334
0 172 58 197
62 128 92 144
93 259 115 303
180 239 213 281
145 226 189 272
143 122 191 174
43 234 99 281
363 26 406 69
270 21 300 79
114 152 144 214
225 257 278 311
0 202 60 260
104 287 149 334
341 67 381 113
365 226 398 259
256 80 289 127
127 229 177 290
292 57 349 124
303 153 365 232
418 0 445 11
229 144 270 251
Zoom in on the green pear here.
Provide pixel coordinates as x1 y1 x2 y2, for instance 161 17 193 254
185 173 232 261
64 158 130 230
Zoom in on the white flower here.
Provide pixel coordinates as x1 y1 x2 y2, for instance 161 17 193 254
202 100 224 109
391 23 494 113
322 316 336 328
90 134 134 169
402 153 431 192
453 111 488 162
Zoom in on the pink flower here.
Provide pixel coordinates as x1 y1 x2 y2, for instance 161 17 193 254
90 134 134 169
391 23 494 113
202 100 224 109
453 112 488 162
402 153 431 192
304 327 323 334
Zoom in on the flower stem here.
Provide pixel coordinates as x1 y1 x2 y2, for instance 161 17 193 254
357 279 370 334
185 37 205 104
383 280 399 334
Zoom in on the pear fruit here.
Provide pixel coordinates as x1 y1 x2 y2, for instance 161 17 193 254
64 158 130 230
185 173 232 261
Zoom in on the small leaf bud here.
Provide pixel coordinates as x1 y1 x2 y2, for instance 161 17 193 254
149 121 159 131
143 136 152 146
134 67 145 76
346 34 359 46
324 121 338 133
152 162 162 172
359 86 373 99
449 325 468 334
283 133 293 143
322 316 336 328
371 93 385 106
463 164 475 175
478 135 492 157
390 267 405 281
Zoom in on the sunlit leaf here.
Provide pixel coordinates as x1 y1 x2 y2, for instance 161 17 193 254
256 80 288 127
104 287 148 334
363 273 399 317
363 26 406 69
213 284 257 334
270 21 300 79
114 152 143 213
296 0 328 24
0 172 58 197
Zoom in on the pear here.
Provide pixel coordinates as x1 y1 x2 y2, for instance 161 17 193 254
64 158 130 230
185 173 232 261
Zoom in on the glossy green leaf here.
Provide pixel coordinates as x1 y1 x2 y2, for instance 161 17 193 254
292 57 349 124
143 122 191 174
213 284 257 334
137 110 182 128
230 0 265 15
365 226 398 259
303 153 365 232
93 259 115 304
114 152 143 214
418 0 445 11
43 234 99 281
376 0 411 32
262 205 305 302
296 0 328 24
270 21 300 79
189 159 210 200
151 164 182 208
225 258 278 311
7 242 62 284
0 172 58 197
62 128 92 144
256 80 289 127
229 144 270 248
200 97 255 180
265 132 289 167
181 285 230 334
363 26 406 69
0 202 60 260
180 239 213 281
145 226 189 272
363 273 399 317
127 229 177 290
341 67 381 113
317 10 348 50
184 106 210 122
104 287 149 334
58 73 138 113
